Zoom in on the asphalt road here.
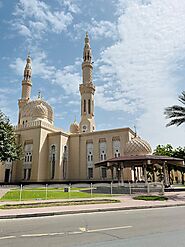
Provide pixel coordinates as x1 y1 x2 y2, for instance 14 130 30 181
0 206 185 247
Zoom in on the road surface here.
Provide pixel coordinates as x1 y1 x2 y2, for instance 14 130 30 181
0 206 185 247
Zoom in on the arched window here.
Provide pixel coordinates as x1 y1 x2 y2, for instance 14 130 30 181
86 142 93 179
23 144 33 180
99 141 107 161
113 139 121 158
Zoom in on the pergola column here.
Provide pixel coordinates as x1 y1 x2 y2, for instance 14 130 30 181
152 165 155 182
143 164 147 183
110 167 114 181
163 161 169 187
131 166 136 182
117 166 121 183
120 162 124 183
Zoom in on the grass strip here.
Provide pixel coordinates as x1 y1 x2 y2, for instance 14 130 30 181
1 188 113 201
133 195 168 201
0 199 120 210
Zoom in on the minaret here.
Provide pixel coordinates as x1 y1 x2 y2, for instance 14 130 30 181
79 32 96 133
18 54 32 124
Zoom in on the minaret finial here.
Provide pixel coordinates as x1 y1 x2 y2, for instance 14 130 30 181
134 125 137 137
24 53 32 81
38 90 41 99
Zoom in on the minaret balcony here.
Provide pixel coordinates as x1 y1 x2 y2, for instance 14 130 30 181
79 83 95 94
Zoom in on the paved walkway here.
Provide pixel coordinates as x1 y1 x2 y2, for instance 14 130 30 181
1 192 185 219
0 188 10 199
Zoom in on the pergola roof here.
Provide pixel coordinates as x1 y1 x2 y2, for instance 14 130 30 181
95 155 184 168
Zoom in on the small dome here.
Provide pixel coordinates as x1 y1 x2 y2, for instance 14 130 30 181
70 121 79 133
125 136 152 156
32 102 48 118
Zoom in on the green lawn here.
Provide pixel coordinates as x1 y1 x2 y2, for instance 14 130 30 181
1 188 112 201
171 184 185 187
133 195 168 201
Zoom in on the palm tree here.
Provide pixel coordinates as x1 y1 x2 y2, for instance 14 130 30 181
164 91 185 127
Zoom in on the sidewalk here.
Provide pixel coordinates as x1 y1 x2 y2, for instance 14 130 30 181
1 192 185 219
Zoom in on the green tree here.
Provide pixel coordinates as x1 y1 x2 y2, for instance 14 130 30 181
0 111 22 162
153 144 174 157
153 144 185 160
164 91 185 127
173 146 185 160
153 144 185 184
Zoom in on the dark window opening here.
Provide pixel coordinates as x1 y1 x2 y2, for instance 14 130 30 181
88 99 91 114
51 153 55 179
84 99 86 112
102 167 107 179
88 168 93 179
28 169 31 180
24 169 27 180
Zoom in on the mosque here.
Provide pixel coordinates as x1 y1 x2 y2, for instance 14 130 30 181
1 33 183 185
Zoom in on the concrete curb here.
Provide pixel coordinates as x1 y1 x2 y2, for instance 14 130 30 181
1 203 185 219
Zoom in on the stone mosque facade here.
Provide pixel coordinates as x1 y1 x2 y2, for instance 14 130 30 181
0 33 153 183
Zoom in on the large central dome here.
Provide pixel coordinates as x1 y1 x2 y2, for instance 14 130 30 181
20 98 54 124
125 136 152 156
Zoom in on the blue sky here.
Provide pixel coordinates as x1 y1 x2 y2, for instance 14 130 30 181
0 0 185 148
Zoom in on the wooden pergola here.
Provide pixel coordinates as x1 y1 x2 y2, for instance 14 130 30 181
95 155 185 186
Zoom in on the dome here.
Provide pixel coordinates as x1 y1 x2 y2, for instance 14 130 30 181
20 98 54 124
32 102 48 118
125 136 152 156
70 121 80 133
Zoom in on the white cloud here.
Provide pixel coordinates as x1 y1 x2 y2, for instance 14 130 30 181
47 96 63 105
10 52 81 95
74 18 118 40
62 0 80 13
13 24 32 37
13 0 73 39
95 0 185 147
9 58 25 76
95 84 139 113
10 50 55 79
54 64 81 95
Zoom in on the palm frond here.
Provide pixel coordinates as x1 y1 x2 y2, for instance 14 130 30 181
164 106 185 118
164 91 185 127
166 117 185 127
178 91 185 105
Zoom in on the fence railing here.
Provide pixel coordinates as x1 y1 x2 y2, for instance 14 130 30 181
3 182 164 202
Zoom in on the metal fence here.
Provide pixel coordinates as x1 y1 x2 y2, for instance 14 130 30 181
3 182 164 201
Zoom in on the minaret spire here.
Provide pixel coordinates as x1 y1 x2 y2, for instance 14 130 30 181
79 33 96 133
18 54 32 124
82 32 93 84
23 54 32 82
83 32 92 63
